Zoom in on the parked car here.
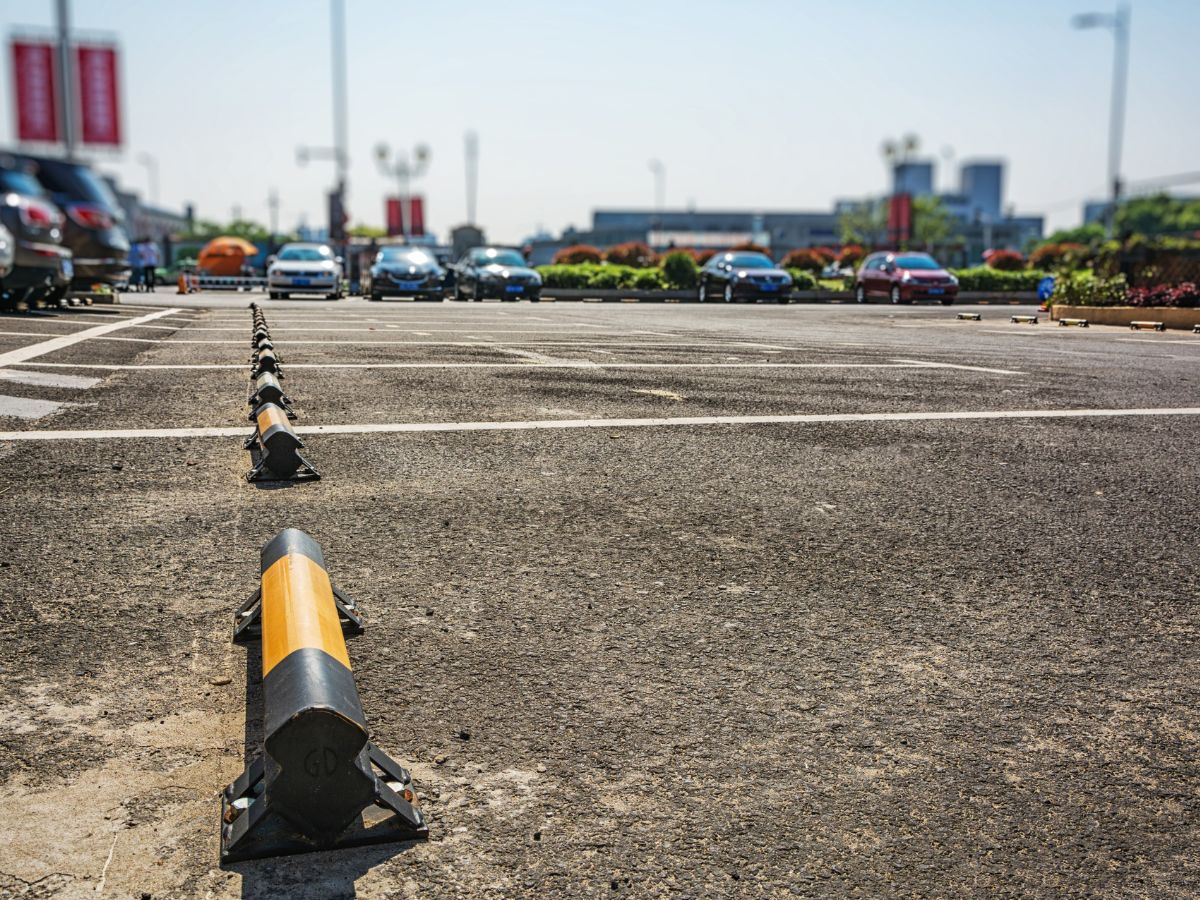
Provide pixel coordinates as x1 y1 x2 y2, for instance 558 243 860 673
697 251 793 303
267 242 344 299
363 246 446 301
11 153 128 290
0 222 14 280
854 251 958 305
0 157 72 308
452 247 541 301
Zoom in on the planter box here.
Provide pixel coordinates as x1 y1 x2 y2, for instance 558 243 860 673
1050 305 1200 330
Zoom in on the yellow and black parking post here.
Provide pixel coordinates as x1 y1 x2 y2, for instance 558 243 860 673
252 347 282 377
248 371 295 420
1130 320 1166 332
245 402 319 481
221 529 427 861
1010 314 1038 324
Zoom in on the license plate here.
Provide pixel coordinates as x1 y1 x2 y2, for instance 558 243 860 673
759 283 778 291
397 281 422 290
928 287 944 295
293 278 310 286
505 285 523 293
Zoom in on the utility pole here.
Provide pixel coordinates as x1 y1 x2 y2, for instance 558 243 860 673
137 153 159 204
1073 4 1131 238
465 131 479 225
267 189 280 245
648 159 665 212
55 0 75 159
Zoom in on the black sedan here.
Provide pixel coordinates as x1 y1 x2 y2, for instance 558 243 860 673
12 153 129 289
363 246 446 300
452 247 541 301
0 157 72 308
698 251 792 303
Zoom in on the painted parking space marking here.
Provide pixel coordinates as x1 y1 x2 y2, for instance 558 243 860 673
3 406 1197 442
0 307 183 367
10 360 1019 372
0 395 70 419
0 368 101 389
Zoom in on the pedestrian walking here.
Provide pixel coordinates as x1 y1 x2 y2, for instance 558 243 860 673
128 240 144 292
141 239 160 292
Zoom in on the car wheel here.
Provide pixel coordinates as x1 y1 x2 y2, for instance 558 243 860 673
279 292 289 300
268 291 279 300
940 297 954 306
724 283 733 303
370 291 382 301
855 284 867 304
890 286 902 305
530 291 541 303
698 282 707 303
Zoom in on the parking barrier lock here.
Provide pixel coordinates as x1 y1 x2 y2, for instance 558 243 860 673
221 529 427 861
245 402 318 481
956 312 982 321
1010 315 1038 324
253 327 271 346
1193 323 1200 334
1130 321 1165 332
248 371 296 420
1058 318 1089 327
252 347 282 378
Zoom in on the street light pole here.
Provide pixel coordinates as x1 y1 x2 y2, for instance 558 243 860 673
375 143 430 240
648 159 665 212
55 0 76 159
137 153 159 204
1073 4 1131 238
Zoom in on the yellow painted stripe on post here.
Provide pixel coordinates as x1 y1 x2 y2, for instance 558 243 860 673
256 405 290 433
261 553 352 675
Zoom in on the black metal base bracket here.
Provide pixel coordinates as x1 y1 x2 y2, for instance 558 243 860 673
219 742 428 864
233 585 364 643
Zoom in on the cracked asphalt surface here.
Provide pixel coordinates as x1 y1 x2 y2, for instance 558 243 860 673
0 296 1197 898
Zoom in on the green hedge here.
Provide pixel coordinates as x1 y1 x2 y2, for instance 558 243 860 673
786 269 817 291
536 264 666 290
949 267 1046 292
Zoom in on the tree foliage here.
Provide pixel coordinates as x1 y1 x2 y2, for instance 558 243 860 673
1115 193 1200 238
838 202 886 246
912 196 954 250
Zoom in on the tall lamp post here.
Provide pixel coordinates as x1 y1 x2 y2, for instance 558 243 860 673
375 143 430 239
1072 4 1131 238
648 159 665 212
137 153 159 204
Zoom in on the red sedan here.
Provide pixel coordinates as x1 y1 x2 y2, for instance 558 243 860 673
854 252 959 305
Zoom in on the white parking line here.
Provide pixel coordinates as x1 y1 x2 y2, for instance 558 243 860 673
2 406 1197 442
891 358 1024 375
0 369 101 389
11 361 1009 371
0 307 182 367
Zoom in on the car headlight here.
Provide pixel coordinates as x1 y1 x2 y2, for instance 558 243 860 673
948 274 959 285
736 270 748 279
269 268 282 278
901 271 913 283
531 273 543 286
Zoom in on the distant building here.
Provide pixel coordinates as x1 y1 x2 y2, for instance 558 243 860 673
102 175 190 242
892 160 934 197
960 161 1003 223
450 224 485 259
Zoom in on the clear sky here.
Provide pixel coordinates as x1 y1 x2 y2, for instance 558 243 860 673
1 0 1196 241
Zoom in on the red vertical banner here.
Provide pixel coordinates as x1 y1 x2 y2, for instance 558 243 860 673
887 193 912 247
76 44 121 147
385 196 426 237
10 40 60 143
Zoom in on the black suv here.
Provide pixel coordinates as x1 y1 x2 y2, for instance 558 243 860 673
0 156 72 307
12 153 129 289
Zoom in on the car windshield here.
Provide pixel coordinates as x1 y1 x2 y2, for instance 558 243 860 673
723 253 774 269
895 255 940 270
473 249 525 267
71 165 122 210
0 169 46 196
379 248 432 265
278 246 331 261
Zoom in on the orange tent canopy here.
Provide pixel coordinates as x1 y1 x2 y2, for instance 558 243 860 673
198 236 260 276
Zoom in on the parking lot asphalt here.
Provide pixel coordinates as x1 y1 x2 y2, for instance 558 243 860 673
1 295 1198 898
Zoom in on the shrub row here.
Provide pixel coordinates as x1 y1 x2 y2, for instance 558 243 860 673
1052 273 1200 307
948 267 1046 292
536 264 666 290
